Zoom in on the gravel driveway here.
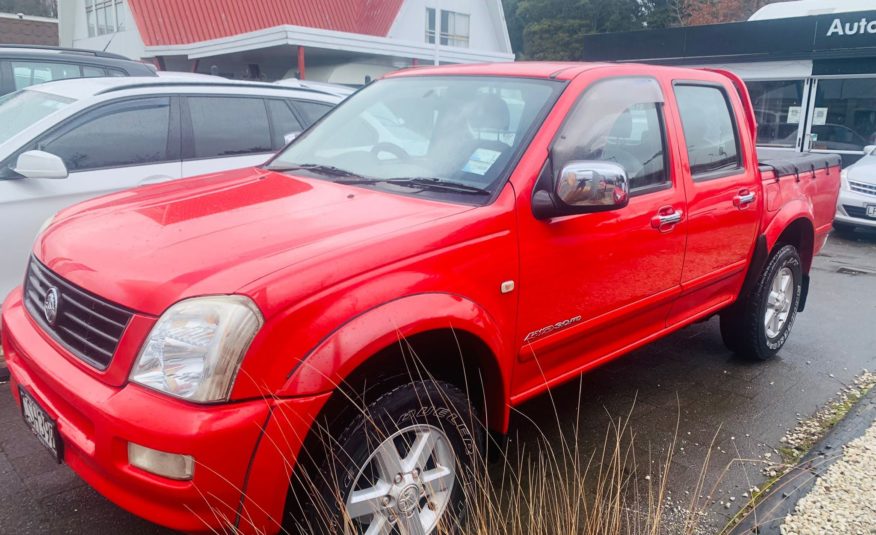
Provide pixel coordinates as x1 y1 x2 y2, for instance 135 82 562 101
780 418 876 534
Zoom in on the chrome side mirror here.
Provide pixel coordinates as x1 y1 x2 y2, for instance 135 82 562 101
13 150 69 179
532 161 629 220
556 161 629 209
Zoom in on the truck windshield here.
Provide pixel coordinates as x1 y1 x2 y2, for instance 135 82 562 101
267 76 561 202
0 90 74 146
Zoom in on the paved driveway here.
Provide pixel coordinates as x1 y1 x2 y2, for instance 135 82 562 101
1 231 875 533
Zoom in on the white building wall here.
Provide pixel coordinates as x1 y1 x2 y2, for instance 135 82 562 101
58 0 147 60
389 0 511 55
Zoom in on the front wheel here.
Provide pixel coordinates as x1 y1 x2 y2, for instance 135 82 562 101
296 380 482 534
720 244 802 361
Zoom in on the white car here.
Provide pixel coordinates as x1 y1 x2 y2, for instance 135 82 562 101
275 77 356 98
835 144 876 232
0 77 341 299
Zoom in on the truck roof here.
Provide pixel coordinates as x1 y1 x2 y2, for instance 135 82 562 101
387 62 614 81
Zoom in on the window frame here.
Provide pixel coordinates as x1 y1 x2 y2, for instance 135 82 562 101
291 99 335 128
440 10 470 48
425 7 469 48
426 7 437 44
672 80 744 182
265 98 304 150
10 60 87 90
547 75 673 199
180 94 276 161
13 95 181 174
85 0 125 37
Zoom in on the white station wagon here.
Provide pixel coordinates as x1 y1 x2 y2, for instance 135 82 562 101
0 77 342 299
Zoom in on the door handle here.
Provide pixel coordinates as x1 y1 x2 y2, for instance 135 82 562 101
733 190 756 208
651 207 683 231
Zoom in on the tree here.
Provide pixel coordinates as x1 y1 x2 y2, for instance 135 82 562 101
501 0 785 59
678 0 784 26
523 18 593 60
508 0 650 59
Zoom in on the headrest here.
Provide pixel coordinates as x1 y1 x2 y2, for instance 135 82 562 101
469 94 510 131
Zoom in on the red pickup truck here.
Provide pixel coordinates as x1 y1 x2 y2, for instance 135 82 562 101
2 63 840 534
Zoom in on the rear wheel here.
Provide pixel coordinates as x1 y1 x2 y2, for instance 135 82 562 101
293 380 481 534
720 244 802 361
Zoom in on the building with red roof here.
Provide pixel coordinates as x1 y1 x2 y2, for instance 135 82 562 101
58 0 513 85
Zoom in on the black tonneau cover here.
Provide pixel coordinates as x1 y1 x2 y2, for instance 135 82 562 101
758 151 842 178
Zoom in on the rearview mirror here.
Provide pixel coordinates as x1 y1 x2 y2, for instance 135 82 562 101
14 150 68 179
865 145 876 156
532 161 629 220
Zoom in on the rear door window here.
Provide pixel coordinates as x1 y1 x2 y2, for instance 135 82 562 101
12 61 83 90
187 96 273 159
674 84 741 179
293 100 333 126
82 66 107 78
40 97 173 171
266 99 303 149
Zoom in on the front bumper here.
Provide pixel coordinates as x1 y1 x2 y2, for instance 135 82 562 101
836 187 876 228
1 288 330 534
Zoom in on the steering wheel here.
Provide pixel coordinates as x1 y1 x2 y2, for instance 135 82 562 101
371 142 410 161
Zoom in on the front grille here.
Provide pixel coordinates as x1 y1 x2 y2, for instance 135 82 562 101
24 258 132 370
843 205 873 219
849 180 876 197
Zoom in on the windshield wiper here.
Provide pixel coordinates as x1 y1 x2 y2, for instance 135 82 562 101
266 163 361 178
335 176 492 196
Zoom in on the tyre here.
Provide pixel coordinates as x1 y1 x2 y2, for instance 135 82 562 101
720 244 802 361
293 380 482 535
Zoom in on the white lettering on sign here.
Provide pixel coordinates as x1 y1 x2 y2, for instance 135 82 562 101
826 17 876 37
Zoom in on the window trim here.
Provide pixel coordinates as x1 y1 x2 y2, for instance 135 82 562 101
672 80 745 182
265 98 304 150
547 75 674 198
291 99 336 127
6 95 181 174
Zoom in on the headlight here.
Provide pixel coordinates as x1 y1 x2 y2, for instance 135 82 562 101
840 169 849 190
130 295 263 403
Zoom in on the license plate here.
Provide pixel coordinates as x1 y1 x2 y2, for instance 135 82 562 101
19 386 63 463
867 205 876 218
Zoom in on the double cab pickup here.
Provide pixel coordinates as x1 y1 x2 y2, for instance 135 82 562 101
2 62 840 534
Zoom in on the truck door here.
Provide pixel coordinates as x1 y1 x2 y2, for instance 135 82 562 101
512 76 687 400
666 82 761 325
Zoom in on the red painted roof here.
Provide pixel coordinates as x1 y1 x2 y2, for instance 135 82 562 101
127 0 405 47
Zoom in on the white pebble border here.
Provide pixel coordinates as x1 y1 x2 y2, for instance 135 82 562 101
780 421 876 534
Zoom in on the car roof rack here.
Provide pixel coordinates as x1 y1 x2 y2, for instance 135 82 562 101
96 80 337 96
0 44 131 60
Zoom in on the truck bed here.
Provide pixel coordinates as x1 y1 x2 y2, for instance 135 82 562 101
758 151 842 178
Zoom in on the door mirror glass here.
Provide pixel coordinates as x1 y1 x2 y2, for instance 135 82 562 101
556 161 629 210
283 131 302 144
13 150 68 179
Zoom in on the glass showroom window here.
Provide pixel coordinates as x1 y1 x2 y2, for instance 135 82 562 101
86 0 125 37
810 78 876 153
426 8 470 48
746 80 805 148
